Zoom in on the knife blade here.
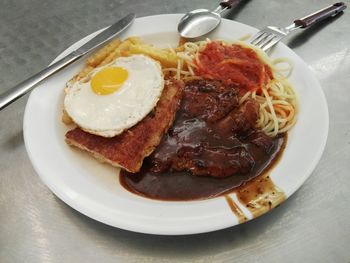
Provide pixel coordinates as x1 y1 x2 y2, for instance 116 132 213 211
0 13 135 111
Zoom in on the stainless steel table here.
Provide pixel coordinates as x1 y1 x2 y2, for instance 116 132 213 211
1 0 349 262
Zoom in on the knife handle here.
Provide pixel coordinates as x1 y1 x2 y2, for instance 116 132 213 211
0 52 80 110
220 0 240 9
294 2 346 28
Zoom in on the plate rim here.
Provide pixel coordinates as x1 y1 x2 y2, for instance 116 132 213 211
23 13 329 235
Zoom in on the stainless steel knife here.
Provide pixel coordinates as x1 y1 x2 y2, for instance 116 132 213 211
0 13 136 110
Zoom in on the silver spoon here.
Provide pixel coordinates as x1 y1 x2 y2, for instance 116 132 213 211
178 0 240 39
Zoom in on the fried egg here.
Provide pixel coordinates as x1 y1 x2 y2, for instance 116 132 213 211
64 54 164 137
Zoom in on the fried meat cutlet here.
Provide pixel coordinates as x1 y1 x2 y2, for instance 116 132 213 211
65 78 183 173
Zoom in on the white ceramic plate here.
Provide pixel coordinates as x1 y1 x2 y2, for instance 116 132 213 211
24 14 328 235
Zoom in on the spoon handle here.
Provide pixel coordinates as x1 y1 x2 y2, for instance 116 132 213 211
220 0 239 9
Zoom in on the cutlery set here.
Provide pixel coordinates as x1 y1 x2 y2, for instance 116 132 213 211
0 2 346 111
250 2 346 52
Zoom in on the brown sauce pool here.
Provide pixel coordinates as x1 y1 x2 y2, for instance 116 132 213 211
120 133 286 201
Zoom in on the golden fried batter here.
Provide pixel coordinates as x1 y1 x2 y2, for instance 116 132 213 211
65 78 183 173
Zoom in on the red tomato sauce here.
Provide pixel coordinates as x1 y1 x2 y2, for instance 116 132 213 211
194 42 273 94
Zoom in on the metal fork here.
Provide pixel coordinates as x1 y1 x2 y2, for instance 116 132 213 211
251 2 346 52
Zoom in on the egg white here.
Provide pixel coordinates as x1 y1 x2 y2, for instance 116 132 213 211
64 54 164 137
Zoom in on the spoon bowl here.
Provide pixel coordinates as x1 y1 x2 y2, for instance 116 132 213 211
178 0 239 39
178 9 222 39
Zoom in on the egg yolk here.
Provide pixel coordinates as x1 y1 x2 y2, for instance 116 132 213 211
91 67 128 95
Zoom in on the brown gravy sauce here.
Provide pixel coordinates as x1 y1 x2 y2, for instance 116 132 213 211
235 173 286 218
224 195 248 223
119 78 288 220
120 134 287 203
224 134 287 219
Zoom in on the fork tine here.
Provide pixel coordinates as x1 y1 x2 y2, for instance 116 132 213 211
261 36 283 52
251 25 288 52
255 34 276 49
250 31 267 45
257 33 277 49
254 33 272 46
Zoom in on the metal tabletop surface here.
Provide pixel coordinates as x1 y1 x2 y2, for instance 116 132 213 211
1 0 349 262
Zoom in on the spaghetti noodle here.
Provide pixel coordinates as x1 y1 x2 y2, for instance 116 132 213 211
163 39 298 137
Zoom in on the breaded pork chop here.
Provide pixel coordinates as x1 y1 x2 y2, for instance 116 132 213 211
65 78 183 173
